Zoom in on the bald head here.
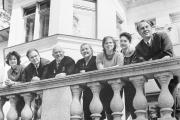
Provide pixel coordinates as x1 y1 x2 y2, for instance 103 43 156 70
52 45 65 62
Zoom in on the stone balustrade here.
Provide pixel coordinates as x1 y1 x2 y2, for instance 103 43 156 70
0 57 180 120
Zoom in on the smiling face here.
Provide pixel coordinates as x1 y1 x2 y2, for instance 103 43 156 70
80 44 93 59
103 38 115 52
9 55 18 68
137 21 152 40
52 47 65 62
28 51 40 66
120 36 130 50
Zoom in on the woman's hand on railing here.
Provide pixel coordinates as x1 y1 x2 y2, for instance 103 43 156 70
55 73 66 78
31 76 40 81
5 79 16 86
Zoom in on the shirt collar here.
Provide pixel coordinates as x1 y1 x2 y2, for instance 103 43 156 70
144 37 152 46
34 63 40 69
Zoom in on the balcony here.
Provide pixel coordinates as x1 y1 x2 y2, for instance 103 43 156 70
0 56 180 120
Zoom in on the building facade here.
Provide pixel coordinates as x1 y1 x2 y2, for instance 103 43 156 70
0 0 180 120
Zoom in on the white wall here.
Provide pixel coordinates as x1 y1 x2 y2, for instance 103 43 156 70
126 0 180 48
49 0 73 36
0 41 8 82
97 0 127 39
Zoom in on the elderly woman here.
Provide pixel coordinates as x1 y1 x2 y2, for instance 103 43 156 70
75 43 105 120
75 43 97 73
5 51 25 118
96 36 124 120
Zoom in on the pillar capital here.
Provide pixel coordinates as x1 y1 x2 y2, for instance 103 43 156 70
154 72 173 82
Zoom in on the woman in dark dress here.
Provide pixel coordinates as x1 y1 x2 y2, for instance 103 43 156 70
75 43 105 120
5 51 25 118
120 32 137 119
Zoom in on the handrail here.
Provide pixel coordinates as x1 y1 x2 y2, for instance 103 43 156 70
0 57 179 96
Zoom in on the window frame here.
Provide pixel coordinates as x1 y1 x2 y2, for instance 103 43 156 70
23 0 50 43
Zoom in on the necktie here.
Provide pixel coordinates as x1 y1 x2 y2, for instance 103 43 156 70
56 63 59 69
147 42 150 47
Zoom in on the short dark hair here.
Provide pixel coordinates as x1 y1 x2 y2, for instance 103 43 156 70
6 51 21 65
136 19 153 32
120 32 132 43
26 48 39 58
102 36 116 53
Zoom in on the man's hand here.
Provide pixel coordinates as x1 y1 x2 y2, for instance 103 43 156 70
31 76 40 81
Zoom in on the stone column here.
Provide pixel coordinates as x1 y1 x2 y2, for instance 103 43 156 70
70 85 83 120
21 93 33 120
108 79 124 120
129 76 147 120
6 95 18 120
154 72 176 120
87 82 103 120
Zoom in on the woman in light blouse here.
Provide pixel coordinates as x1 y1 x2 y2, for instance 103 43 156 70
96 36 124 120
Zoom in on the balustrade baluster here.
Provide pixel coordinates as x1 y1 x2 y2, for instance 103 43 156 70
6 95 18 120
21 93 33 120
108 79 124 120
36 91 43 120
129 76 147 120
154 72 176 120
175 83 180 120
70 85 83 120
0 97 5 120
87 82 103 120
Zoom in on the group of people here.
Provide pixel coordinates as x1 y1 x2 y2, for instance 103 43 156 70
4 19 178 120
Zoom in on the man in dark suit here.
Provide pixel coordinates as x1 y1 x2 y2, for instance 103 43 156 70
45 45 75 79
22 48 50 82
22 48 50 120
135 19 178 118
135 20 177 90
136 20 174 60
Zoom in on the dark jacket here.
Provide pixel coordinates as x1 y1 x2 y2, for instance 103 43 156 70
45 56 75 79
75 56 97 73
22 58 50 82
135 32 174 61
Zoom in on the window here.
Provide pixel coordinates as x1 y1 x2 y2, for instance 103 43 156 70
39 1 50 38
24 6 36 42
24 0 50 42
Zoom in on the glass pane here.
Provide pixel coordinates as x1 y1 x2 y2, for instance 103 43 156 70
24 6 36 16
40 0 50 10
25 14 35 42
39 0 50 38
39 11 49 38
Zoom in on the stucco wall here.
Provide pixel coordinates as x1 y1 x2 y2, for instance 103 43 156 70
0 41 8 83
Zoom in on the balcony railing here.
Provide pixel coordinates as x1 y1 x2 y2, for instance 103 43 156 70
0 57 179 120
